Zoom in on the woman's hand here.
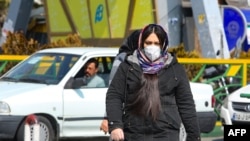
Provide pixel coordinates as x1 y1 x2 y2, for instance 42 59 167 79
111 128 124 141
100 119 109 134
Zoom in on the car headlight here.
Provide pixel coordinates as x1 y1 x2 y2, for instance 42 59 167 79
222 96 229 109
0 101 11 113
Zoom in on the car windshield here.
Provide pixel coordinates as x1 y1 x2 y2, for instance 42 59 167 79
0 53 80 84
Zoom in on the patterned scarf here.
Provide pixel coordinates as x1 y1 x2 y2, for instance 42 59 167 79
137 49 168 74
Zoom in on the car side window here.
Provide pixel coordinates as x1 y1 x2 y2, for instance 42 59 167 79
97 57 115 87
74 56 115 88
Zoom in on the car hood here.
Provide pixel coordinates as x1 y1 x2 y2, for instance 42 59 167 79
229 85 250 102
0 81 52 99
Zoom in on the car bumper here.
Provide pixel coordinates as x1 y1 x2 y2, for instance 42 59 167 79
197 111 217 133
220 105 232 125
220 105 250 125
0 115 24 139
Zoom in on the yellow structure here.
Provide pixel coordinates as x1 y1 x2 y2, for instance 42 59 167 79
44 0 156 47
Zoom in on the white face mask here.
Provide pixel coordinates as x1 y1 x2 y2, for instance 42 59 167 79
143 45 161 61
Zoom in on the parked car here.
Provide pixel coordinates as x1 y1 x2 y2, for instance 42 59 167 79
220 84 250 126
0 47 217 141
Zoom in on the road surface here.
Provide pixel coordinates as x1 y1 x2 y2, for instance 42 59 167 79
61 136 224 141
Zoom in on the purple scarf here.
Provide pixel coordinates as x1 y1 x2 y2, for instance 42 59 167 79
137 50 168 74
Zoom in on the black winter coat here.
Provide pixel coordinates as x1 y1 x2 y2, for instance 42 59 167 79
106 52 201 141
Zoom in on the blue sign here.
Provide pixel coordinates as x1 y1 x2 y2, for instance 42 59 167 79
241 9 250 22
240 8 250 52
95 4 104 23
223 6 247 51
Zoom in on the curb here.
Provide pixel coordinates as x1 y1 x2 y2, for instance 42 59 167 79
201 121 223 137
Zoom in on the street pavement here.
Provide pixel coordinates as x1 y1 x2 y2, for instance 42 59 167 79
202 136 223 141
201 121 224 141
62 136 224 141
62 122 224 141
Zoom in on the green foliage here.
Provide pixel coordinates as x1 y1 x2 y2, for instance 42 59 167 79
1 31 83 55
1 31 83 73
169 44 202 81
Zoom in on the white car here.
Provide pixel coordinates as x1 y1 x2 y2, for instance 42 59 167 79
220 84 250 125
0 47 217 141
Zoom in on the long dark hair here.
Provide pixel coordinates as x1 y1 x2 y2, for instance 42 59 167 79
128 24 168 121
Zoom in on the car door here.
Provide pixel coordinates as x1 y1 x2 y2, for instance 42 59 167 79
62 55 115 137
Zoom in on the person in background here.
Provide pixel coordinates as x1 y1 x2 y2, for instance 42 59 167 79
83 58 105 88
99 29 141 134
106 24 201 141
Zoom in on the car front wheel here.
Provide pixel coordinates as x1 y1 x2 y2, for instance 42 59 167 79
16 115 55 141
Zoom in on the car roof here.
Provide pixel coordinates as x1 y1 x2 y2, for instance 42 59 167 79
37 47 119 55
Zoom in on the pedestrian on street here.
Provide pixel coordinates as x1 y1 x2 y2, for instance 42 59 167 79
106 24 201 141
